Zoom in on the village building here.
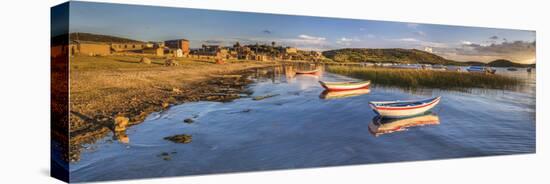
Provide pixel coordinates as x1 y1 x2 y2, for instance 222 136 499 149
284 47 298 54
193 45 232 59
69 41 111 56
165 39 190 55
232 44 255 60
110 43 146 52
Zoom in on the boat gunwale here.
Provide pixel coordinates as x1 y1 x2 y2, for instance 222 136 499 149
369 96 441 111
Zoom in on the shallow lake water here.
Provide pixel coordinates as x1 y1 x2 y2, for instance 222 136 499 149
70 65 535 182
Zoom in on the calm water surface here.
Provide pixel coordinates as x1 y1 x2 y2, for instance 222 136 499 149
70 66 535 182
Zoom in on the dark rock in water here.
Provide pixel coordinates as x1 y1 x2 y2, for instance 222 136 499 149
164 134 192 144
158 152 172 161
183 118 194 123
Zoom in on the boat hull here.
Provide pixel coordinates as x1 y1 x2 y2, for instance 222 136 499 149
295 69 319 75
319 81 370 91
369 97 441 118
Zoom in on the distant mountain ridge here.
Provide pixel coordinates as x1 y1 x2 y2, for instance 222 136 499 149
322 48 456 65
70 32 144 43
322 48 535 67
487 59 535 68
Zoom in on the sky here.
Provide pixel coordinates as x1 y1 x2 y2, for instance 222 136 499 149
68 1 536 64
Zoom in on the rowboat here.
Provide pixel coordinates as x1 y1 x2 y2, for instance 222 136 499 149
319 80 371 91
319 88 370 99
295 69 320 75
368 112 440 136
369 96 441 118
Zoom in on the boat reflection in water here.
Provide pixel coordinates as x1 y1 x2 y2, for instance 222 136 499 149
319 88 371 100
368 111 440 137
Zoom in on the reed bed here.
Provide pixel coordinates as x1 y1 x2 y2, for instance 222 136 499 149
326 66 521 89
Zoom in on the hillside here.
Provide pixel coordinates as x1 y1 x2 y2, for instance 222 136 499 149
70 32 144 43
487 59 535 68
462 61 487 66
322 48 456 65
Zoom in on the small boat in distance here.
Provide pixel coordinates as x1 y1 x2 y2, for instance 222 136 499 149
507 67 518 71
295 69 320 75
466 66 496 74
319 80 371 91
369 96 441 118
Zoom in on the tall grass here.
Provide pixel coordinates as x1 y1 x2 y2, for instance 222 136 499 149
327 66 521 89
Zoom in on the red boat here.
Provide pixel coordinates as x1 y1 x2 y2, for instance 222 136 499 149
319 80 371 91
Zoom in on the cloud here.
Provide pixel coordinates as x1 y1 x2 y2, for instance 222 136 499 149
341 37 359 42
415 31 426 36
262 30 272 34
438 40 536 63
298 34 326 41
366 34 376 38
336 37 361 46
489 35 499 40
398 38 419 42
390 38 449 49
407 23 419 28
227 34 333 51
461 41 473 45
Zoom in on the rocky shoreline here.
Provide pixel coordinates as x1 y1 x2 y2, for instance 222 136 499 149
65 56 278 162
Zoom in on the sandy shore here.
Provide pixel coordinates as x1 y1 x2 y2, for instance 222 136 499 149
67 55 278 161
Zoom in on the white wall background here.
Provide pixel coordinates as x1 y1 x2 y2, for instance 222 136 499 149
0 0 547 183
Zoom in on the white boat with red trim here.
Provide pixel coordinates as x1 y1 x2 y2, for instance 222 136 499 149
369 96 441 118
318 80 370 91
